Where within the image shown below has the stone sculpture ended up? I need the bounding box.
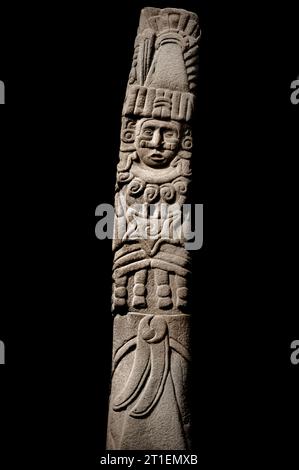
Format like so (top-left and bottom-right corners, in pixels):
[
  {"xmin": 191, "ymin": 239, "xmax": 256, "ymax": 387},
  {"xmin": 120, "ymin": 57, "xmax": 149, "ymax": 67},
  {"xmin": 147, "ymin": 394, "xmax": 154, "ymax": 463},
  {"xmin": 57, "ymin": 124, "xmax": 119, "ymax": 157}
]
[{"xmin": 106, "ymin": 7, "xmax": 200, "ymax": 450}]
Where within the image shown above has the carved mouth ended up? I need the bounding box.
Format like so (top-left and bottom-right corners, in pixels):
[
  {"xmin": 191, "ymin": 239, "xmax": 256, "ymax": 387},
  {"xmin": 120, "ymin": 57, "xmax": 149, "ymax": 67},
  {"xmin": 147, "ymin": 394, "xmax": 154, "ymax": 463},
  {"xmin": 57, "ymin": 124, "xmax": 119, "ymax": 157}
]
[{"xmin": 150, "ymin": 153, "xmax": 166, "ymax": 161}]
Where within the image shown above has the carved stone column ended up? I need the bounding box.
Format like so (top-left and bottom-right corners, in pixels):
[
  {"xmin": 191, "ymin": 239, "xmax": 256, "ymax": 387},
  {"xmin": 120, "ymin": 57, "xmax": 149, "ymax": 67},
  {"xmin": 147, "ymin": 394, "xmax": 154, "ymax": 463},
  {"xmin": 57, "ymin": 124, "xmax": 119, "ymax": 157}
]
[{"xmin": 106, "ymin": 7, "xmax": 200, "ymax": 450}]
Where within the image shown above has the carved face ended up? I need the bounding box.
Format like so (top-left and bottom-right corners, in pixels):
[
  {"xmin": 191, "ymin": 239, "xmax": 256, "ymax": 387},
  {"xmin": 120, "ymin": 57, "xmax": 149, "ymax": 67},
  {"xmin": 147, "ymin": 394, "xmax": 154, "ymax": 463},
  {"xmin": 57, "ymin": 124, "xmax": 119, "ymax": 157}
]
[{"xmin": 135, "ymin": 119, "xmax": 180, "ymax": 168}]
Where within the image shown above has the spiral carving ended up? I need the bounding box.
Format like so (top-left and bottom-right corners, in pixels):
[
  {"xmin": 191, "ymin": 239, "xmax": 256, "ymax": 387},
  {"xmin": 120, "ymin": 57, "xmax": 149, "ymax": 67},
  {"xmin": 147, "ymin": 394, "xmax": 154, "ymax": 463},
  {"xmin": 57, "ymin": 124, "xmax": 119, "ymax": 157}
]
[
  {"xmin": 144, "ymin": 184, "xmax": 160, "ymax": 203},
  {"xmin": 128, "ymin": 177, "xmax": 146, "ymax": 196},
  {"xmin": 118, "ymin": 171, "xmax": 133, "ymax": 184},
  {"xmin": 160, "ymin": 183, "xmax": 176, "ymax": 202},
  {"xmin": 173, "ymin": 177, "xmax": 188, "ymax": 195}
]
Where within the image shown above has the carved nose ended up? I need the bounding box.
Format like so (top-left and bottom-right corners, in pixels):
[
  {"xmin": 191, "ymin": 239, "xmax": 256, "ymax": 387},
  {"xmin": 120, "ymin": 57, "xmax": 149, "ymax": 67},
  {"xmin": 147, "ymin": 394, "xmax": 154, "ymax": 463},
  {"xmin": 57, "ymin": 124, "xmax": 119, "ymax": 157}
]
[{"xmin": 152, "ymin": 129, "xmax": 163, "ymax": 147}]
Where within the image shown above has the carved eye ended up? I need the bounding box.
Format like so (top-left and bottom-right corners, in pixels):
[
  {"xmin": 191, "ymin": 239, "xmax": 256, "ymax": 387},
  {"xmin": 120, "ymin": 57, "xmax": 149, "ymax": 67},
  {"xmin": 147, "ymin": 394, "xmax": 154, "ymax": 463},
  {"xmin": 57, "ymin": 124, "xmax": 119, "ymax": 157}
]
[
  {"xmin": 164, "ymin": 131, "xmax": 176, "ymax": 138},
  {"xmin": 143, "ymin": 129, "xmax": 154, "ymax": 137}
]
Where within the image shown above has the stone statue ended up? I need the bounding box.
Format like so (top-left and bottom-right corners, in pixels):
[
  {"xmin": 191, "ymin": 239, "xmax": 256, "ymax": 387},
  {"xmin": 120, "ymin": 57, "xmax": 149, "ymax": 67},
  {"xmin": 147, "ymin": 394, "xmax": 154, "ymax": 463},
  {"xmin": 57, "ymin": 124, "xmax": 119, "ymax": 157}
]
[{"xmin": 106, "ymin": 7, "xmax": 200, "ymax": 450}]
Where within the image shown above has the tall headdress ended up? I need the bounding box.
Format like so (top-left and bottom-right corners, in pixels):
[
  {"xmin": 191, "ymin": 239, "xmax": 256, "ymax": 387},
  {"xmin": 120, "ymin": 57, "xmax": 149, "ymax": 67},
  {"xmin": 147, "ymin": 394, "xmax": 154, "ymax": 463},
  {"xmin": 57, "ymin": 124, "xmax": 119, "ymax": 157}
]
[{"xmin": 123, "ymin": 7, "xmax": 200, "ymax": 122}]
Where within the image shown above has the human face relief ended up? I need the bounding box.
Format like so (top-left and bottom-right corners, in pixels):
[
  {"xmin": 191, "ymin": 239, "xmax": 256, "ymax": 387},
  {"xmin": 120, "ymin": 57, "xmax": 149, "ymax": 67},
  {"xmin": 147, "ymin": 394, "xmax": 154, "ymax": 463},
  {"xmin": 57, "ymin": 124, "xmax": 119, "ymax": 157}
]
[{"xmin": 135, "ymin": 119, "xmax": 180, "ymax": 168}]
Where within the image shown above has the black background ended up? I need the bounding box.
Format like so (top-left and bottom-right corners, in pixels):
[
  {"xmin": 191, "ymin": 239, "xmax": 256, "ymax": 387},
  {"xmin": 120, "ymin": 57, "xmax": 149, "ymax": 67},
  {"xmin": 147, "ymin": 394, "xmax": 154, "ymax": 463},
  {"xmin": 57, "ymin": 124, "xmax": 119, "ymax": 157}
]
[{"xmin": 0, "ymin": 0, "xmax": 298, "ymax": 467}]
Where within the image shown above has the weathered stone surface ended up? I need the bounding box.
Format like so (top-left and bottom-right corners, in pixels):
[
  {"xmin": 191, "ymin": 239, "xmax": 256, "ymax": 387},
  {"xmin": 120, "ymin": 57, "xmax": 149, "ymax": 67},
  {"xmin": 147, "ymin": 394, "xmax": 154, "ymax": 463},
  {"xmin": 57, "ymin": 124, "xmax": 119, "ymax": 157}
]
[
  {"xmin": 106, "ymin": 7, "xmax": 200, "ymax": 450},
  {"xmin": 107, "ymin": 313, "xmax": 191, "ymax": 450}
]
